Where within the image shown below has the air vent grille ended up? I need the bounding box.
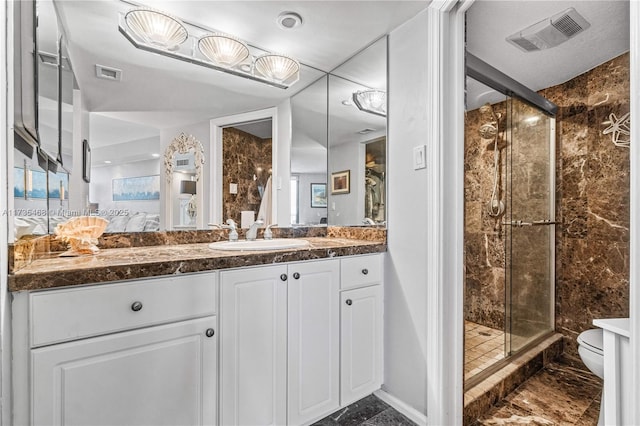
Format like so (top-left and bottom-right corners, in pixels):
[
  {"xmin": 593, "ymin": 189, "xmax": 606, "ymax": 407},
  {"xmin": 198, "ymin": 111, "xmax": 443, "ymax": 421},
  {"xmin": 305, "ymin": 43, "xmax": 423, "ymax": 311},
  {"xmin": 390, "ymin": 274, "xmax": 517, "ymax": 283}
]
[
  {"xmin": 95, "ymin": 64, "xmax": 123, "ymax": 81},
  {"xmin": 176, "ymin": 159, "xmax": 190, "ymax": 167},
  {"xmin": 552, "ymin": 14, "xmax": 585, "ymax": 37},
  {"xmin": 506, "ymin": 7, "xmax": 591, "ymax": 52},
  {"xmin": 510, "ymin": 37, "xmax": 541, "ymax": 52}
]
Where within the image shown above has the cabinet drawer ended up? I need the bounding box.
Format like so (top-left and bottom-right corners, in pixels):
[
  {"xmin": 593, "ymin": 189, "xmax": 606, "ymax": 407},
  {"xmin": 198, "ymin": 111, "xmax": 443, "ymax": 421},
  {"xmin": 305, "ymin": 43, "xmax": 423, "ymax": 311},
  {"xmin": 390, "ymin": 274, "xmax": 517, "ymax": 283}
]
[
  {"xmin": 340, "ymin": 254, "xmax": 382, "ymax": 290},
  {"xmin": 30, "ymin": 273, "xmax": 217, "ymax": 347}
]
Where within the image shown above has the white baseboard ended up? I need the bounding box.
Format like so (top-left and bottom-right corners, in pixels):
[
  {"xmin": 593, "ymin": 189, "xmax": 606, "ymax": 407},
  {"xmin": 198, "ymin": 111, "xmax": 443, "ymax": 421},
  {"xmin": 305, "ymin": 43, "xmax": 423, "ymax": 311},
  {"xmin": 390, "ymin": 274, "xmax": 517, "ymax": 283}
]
[{"xmin": 374, "ymin": 389, "xmax": 427, "ymax": 426}]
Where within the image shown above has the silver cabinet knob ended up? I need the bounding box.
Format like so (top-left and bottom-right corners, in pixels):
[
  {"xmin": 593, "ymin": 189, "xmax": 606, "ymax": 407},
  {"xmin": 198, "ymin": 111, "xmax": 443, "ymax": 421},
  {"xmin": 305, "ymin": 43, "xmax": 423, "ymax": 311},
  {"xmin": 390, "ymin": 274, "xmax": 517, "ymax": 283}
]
[
  {"xmin": 280, "ymin": 274, "xmax": 288, "ymax": 281},
  {"xmin": 205, "ymin": 328, "xmax": 215, "ymax": 338},
  {"xmin": 346, "ymin": 299, "xmax": 353, "ymax": 306},
  {"xmin": 131, "ymin": 301, "xmax": 143, "ymax": 312},
  {"xmin": 293, "ymin": 272, "xmax": 300, "ymax": 279},
  {"xmin": 362, "ymin": 268, "xmax": 369, "ymax": 275}
]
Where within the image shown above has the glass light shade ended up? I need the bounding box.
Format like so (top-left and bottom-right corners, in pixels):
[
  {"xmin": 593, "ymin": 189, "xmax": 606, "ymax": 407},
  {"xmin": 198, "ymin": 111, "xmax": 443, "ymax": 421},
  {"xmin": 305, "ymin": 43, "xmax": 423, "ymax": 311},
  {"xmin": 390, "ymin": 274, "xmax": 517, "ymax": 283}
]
[
  {"xmin": 254, "ymin": 54, "xmax": 300, "ymax": 83},
  {"xmin": 125, "ymin": 8, "xmax": 188, "ymax": 50},
  {"xmin": 353, "ymin": 90, "xmax": 387, "ymax": 117},
  {"xmin": 198, "ymin": 33, "xmax": 250, "ymax": 67}
]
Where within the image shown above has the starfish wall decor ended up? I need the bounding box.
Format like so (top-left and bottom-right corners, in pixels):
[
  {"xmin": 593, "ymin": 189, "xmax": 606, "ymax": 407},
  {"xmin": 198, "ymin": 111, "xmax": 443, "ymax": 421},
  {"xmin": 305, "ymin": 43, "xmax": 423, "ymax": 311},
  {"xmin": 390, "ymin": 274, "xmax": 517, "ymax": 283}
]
[{"xmin": 602, "ymin": 112, "xmax": 630, "ymax": 148}]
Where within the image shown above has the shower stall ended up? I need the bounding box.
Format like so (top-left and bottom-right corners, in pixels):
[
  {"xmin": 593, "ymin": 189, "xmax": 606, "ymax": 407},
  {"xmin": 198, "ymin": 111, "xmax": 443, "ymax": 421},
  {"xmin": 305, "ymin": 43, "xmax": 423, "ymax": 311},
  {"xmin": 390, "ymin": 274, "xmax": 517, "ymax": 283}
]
[{"xmin": 464, "ymin": 54, "xmax": 557, "ymax": 385}]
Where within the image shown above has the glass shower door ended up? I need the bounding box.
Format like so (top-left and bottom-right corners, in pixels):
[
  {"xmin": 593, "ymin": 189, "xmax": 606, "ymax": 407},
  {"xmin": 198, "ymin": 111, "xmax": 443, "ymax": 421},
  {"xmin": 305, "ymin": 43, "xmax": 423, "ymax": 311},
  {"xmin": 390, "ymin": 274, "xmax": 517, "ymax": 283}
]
[{"xmin": 505, "ymin": 97, "xmax": 555, "ymax": 355}]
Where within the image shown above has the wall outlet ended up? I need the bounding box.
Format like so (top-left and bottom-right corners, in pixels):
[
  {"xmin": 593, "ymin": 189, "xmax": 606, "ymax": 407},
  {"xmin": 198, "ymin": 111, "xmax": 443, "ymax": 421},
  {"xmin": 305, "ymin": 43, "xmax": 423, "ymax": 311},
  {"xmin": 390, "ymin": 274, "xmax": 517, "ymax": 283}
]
[
  {"xmin": 413, "ymin": 145, "xmax": 426, "ymax": 170},
  {"xmin": 229, "ymin": 183, "xmax": 238, "ymax": 194}
]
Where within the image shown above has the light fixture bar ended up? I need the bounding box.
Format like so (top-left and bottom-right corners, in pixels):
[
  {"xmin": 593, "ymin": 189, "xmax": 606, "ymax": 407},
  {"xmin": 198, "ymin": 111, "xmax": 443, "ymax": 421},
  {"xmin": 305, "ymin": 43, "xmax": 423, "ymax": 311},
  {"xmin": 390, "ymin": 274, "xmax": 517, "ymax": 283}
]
[{"xmin": 118, "ymin": 12, "xmax": 298, "ymax": 89}]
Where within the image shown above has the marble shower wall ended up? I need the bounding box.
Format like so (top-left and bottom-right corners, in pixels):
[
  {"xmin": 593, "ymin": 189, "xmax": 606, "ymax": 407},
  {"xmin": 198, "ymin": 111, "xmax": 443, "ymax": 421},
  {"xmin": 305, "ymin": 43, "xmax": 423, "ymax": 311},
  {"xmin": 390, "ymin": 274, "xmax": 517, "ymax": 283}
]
[
  {"xmin": 464, "ymin": 102, "xmax": 508, "ymax": 330},
  {"xmin": 542, "ymin": 53, "xmax": 630, "ymax": 362},
  {"xmin": 222, "ymin": 127, "xmax": 272, "ymax": 225}
]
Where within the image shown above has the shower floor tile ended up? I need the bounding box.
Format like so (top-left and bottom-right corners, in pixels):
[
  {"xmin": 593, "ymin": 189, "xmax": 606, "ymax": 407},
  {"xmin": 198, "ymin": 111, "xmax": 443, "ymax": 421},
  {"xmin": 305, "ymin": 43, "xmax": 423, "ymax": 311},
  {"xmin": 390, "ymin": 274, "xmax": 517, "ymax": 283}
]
[{"xmin": 465, "ymin": 321, "xmax": 506, "ymax": 381}]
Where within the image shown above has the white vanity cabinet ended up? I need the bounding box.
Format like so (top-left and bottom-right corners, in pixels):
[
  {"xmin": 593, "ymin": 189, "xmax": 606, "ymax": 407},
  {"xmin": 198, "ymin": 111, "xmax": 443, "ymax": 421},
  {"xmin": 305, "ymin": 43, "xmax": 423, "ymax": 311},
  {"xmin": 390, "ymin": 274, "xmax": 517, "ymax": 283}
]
[
  {"xmin": 220, "ymin": 255, "xmax": 382, "ymax": 426},
  {"xmin": 339, "ymin": 254, "xmax": 383, "ymax": 406},
  {"xmin": 287, "ymin": 259, "xmax": 340, "ymax": 426},
  {"xmin": 12, "ymin": 273, "xmax": 218, "ymax": 426},
  {"xmin": 219, "ymin": 265, "xmax": 288, "ymax": 426}
]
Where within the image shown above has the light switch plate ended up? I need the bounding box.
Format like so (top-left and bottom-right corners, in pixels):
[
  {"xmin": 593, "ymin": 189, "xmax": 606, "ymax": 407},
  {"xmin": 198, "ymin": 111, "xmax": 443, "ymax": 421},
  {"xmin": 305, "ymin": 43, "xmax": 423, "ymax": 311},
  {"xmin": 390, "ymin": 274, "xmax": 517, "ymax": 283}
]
[
  {"xmin": 413, "ymin": 145, "xmax": 426, "ymax": 170},
  {"xmin": 229, "ymin": 183, "xmax": 238, "ymax": 194}
]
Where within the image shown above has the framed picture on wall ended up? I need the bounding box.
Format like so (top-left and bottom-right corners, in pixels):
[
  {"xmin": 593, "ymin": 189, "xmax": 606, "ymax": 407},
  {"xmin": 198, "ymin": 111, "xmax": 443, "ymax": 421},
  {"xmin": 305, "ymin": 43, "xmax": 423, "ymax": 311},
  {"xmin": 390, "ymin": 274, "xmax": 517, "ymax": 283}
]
[
  {"xmin": 331, "ymin": 170, "xmax": 350, "ymax": 195},
  {"xmin": 310, "ymin": 183, "xmax": 327, "ymax": 208},
  {"xmin": 82, "ymin": 139, "xmax": 91, "ymax": 183}
]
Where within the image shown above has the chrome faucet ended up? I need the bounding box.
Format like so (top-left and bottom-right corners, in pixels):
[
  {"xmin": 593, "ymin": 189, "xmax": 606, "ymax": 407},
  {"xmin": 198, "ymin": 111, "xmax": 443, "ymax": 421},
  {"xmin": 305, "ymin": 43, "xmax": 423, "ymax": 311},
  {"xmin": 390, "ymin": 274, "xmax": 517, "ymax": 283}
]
[
  {"xmin": 221, "ymin": 219, "xmax": 238, "ymax": 241},
  {"xmin": 363, "ymin": 218, "xmax": 376, "ymax": 225},
  {"xmin": 264, "ymin": 224, "xmax": 278, "ymax": 240},
  {"xmin": 246, "ymin": 219, "xmax": 264, "ymax": 241}
]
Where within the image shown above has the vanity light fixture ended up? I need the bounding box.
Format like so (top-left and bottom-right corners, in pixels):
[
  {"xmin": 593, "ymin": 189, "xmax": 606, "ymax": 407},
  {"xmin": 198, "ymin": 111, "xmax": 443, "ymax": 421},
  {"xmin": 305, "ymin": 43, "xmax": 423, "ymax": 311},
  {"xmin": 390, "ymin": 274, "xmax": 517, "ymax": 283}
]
[
  {"xmin": 254, "ymin": 54, "xmax": 300, "ymax": 83},
  {"xmin": 198, "ymin": 33, "xmax": 250, "ymax": 67},
  {"xmin": 119, "ymin": 6, "xmax": 300, "ymax": 88},
  {"xmin": 353, "ymin": 90, "xmax": 387, "ymax": 117},
  {"xmin": 124, "ymin": 7, "xmax": 188, "ymax": 50}
]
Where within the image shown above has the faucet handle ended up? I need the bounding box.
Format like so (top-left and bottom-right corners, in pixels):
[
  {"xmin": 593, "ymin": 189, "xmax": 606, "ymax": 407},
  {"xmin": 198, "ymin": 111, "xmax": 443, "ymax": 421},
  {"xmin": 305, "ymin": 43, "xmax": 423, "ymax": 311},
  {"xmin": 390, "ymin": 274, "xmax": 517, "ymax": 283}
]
[{"xmin": 264, "ymin": 223, "xmax": 278, "ymax": 240}]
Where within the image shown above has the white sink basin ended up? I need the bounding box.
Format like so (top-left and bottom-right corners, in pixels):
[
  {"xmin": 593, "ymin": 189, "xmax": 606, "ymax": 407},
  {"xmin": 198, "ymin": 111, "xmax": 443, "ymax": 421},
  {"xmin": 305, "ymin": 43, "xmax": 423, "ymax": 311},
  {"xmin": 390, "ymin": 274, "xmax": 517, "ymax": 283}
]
[{"xmin": 208, "ymin": 238, "xmax": 310, "ymax": 251}]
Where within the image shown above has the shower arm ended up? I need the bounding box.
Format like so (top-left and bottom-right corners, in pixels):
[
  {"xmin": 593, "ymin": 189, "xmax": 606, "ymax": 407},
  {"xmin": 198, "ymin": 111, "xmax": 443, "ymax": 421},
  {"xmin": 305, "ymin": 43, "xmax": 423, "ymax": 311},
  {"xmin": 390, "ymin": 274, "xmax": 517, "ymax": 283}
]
[{"xmin": 501, "ymin": 219, "xmax": 558, "ymax": 227}]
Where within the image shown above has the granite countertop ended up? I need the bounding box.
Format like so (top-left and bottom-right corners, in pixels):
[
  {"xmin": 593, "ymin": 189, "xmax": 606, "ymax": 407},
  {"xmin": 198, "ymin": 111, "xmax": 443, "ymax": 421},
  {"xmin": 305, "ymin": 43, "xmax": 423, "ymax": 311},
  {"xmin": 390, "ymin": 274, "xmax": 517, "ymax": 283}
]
[{"xmin": 9, "ymin": 237, "xmax": 386, "ymax": 292}]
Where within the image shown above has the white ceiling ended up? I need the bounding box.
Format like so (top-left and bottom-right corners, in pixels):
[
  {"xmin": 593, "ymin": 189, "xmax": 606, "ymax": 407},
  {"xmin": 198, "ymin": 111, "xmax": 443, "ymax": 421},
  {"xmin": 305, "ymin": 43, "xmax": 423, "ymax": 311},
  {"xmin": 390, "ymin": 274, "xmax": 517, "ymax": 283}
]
[{"xmin": 466, "ymin": 0, "xmax": 630, "ymax": 110}]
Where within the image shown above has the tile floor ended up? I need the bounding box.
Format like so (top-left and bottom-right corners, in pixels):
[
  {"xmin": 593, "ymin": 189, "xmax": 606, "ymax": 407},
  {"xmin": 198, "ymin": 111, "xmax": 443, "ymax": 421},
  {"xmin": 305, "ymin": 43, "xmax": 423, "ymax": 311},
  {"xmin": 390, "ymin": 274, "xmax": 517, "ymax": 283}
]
[
  {"xmin": 465, "ymin": 321, "xmax": 506, "ymax": 381},
  {"xmin": 312, "ymin": 394, "xmax": 416, "ymax": 426},
  {"xmin": 473, "ymin": 360, "xmax": 602, "ymax": 425}
]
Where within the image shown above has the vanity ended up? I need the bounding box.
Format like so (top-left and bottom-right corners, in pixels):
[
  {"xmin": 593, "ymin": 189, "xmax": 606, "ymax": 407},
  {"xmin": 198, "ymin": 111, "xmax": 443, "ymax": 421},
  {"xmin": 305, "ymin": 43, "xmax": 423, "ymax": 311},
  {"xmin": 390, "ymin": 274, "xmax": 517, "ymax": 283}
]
[{"xmin": 10, "ymin": 234, "xmax": 385, "ymax": 426}]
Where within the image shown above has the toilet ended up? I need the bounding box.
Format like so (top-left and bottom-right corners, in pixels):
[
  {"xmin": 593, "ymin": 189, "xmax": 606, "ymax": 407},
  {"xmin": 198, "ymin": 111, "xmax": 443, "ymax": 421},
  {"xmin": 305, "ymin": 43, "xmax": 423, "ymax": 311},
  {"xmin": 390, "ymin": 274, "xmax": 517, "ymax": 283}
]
[{"xmin": 577, "ymin": 328, "xmax": 604, "ymax": 424}]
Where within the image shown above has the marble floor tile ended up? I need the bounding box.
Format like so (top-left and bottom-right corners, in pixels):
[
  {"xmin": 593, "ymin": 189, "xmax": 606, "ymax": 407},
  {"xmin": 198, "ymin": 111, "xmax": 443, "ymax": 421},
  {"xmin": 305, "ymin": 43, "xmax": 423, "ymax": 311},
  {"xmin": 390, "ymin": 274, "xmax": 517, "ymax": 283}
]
[
  {"xmin": 312, "ymin": 394, "xmax": 395, "ymax": 426},
  {"xmin": 476, "ymin": 361, "xmax": 603, "ymax": 426},
  {"xmin": 361, "ymin": 408, "xmax": 416, "ymax": 426}
]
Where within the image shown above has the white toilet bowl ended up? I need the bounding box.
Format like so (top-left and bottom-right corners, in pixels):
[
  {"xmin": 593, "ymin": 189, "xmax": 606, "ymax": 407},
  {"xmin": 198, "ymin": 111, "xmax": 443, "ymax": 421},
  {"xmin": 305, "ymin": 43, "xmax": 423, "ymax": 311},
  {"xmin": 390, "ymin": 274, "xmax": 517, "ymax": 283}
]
[{"xmin": 577, "ymin": 328, "xmax": 604, "ymax": 425}]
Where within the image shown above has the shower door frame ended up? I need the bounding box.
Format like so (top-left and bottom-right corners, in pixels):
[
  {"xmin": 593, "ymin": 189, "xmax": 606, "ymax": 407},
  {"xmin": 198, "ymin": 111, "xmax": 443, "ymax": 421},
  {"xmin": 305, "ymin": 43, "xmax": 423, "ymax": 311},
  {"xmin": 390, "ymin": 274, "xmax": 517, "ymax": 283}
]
[{"xmin": 463, "ymin": 55, "xmax": 558, "ymax": 388}]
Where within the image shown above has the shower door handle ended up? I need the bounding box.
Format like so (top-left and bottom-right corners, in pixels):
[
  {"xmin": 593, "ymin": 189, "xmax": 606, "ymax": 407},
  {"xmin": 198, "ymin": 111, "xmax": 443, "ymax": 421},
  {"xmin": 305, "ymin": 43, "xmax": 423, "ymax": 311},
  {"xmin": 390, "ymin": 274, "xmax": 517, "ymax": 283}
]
[{"xmin": 501, "ymin": 220, "xmax": 557, "ymax": 227}]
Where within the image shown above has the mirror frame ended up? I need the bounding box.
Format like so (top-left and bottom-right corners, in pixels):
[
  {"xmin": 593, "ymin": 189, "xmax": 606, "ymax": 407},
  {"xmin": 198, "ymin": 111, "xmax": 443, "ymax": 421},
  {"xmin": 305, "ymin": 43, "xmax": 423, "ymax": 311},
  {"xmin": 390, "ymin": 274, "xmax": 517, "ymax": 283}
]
[{"xmin": 163, "ymin": 133, "xmax": 206, "ymax": 230}]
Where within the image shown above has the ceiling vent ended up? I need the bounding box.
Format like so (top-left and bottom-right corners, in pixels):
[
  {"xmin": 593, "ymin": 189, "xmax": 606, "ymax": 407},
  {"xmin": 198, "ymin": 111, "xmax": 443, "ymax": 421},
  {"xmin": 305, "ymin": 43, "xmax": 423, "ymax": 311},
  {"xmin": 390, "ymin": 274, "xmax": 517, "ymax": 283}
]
[
  {"xmin": 95, "ymin": 64, "xmax": 123, "ymax": 81},
  {"xmin": 506, "ymin": 8, "xmax": 591, "ymax": 52},
  {"xmin": 358, "ymin": 128, "xmax": 376, "ymax": 135}
]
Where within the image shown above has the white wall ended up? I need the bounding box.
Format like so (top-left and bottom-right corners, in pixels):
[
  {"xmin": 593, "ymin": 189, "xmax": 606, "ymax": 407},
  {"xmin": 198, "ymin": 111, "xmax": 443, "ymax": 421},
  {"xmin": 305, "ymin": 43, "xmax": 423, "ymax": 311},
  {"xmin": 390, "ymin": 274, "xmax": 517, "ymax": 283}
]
[
  {"xmin": 296, "ymin": 173, "xmax": 327, "ymax": 225},
  {"xmin": 69, "ymin": 88, "xmax": 89, "ymax": 212},
  {"xmin": 328, "ymin": 141, "xmax": 365, "ymax": 225},
  {"xmin": 90, "ymin": 159, "xmax": 161, "ymax": 215},
  {"xmin": 383, "ymin": 9, "xmax": 430, "ymax": 415}
]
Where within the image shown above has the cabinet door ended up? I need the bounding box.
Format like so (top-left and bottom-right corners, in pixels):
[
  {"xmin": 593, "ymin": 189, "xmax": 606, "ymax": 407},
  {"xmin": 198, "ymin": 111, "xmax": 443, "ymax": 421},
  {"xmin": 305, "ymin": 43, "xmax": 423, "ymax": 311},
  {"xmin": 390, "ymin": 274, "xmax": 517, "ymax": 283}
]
[
  {"xmin": 288, "ymin": 260, "xmax": 340, "ymax": 425},
  {"xmin": 31, "ymin": 316, "xmax": 217, "ymax": 426},
  {"xmin": 220, "ymin": 266, "xmax": 287, "ymax": 426},
  {"xmin": 340, "ymin": 285, "xmax": 383, "ymax": 406}
]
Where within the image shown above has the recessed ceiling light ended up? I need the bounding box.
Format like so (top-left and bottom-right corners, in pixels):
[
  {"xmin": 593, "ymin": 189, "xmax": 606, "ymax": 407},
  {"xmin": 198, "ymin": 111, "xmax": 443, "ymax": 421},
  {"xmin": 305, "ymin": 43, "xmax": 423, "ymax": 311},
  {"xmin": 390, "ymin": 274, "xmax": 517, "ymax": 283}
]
[
  {"xmin": 152, "ymin": 153, "xmax": 160, "ymax": 158},
  {"xmin": 342, "ymin": 99, "xmax": 354, "ymax": 106},
  {"xmin": 358, "ymin": 128, "xmax": 376, "ymax": 135},
  {"xmin": 104, "ymin": 160, "xmax": 112, "ymax": 164},
  {"xmin": 277, "ymin": 12, "xmax": 303, "ymax": 30}
]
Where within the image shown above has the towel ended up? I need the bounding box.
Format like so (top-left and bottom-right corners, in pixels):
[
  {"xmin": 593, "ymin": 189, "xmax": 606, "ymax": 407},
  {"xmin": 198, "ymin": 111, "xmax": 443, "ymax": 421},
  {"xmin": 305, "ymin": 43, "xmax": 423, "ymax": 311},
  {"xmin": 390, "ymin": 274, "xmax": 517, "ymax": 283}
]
[{"xmin": 257, "ymin": 175, "xmax": 273, "ymax": 225}]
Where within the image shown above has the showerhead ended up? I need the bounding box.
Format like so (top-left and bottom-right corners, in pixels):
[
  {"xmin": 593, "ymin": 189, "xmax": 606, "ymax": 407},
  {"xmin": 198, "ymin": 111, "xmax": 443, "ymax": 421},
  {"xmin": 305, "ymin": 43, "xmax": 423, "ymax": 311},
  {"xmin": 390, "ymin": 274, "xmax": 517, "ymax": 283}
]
[
  {"xmin": 479, "ymin": 103, "xmax": 494, "ymax": 116},
  {"xmin": 479, "ymin": 123, "xmax": 498, "ymax": 139}
]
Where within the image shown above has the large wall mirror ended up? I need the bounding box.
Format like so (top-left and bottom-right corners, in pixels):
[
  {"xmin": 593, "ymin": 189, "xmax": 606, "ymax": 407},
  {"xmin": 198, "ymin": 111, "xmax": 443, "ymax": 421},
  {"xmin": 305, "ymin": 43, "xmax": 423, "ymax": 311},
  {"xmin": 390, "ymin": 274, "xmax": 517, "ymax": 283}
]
[
  {"xmin": 328, "ymin": 37, "xmax": 387, "ymax": 226},
  {"xmin": 11, "ymin": 2, "xmax": 393, "ymax": 239}
]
